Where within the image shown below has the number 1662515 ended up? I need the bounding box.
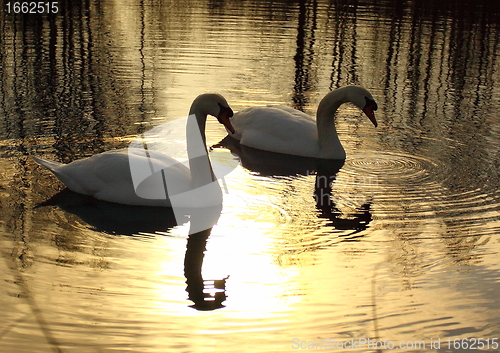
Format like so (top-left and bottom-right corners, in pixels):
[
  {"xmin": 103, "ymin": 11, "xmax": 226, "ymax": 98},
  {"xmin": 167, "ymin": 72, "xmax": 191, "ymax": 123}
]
[{"xmin": 6, "ymin": 2, "xmax": 59, "ymax": 14}]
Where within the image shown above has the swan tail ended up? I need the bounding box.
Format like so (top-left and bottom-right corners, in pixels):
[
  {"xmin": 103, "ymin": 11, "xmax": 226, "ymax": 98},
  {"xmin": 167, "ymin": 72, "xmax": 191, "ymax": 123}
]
[
  {"xmin": 33, "ymin": 156, "xmax": 90, "ymax": 195},
  {"xmin": 33, "ymin": 156, "xmax": 65, "ymax": 174}
]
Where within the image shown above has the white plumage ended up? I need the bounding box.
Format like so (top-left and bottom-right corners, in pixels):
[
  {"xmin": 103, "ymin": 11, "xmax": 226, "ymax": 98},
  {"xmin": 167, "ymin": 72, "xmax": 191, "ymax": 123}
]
[
  {"xmin": 34, "ymin": 93, "xmax": 234, "ymax": 207},
  {"xmin": 228, "ymin": 86, "xmax": 378, "ymax": 159}
]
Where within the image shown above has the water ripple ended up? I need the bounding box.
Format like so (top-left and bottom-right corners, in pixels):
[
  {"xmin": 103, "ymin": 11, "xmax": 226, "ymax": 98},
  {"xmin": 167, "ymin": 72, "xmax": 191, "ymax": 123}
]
[{"xmin": 340, "ymin": 151, "xmax": 500, "ymax": 238}]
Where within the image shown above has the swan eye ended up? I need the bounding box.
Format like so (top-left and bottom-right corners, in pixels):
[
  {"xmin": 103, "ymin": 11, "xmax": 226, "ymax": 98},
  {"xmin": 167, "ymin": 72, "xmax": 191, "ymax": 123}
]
[
  {"xmin": 217, "ymin": 103, "xmax": 234, "ymax": 118},
  {"xmin": 364, "ymin": 97, "xmax": 378, "ymax": 111},
  {"xmin": 216, "ymin": 103, "xmax": 235, "ymax": 134}
]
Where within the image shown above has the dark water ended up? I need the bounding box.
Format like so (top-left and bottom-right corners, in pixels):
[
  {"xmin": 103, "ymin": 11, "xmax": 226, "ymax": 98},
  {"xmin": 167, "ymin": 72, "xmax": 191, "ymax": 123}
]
[{"xmin": 1, "ymin": 0, "xmax": 500, "ymax": 352}]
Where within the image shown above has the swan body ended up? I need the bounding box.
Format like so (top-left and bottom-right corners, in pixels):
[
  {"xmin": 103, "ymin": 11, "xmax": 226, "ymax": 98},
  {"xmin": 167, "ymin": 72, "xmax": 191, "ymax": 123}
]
[
  {"xmin": 229, "ymin": 86, "xmax": 378, "ymax": 159},
  {"xmin": 33, "ymin": 149, "xmax": 190, "ymax": 207},
  {"xmin": 34, "ymin": 94, "xmax": 234, "ymax": 207}
]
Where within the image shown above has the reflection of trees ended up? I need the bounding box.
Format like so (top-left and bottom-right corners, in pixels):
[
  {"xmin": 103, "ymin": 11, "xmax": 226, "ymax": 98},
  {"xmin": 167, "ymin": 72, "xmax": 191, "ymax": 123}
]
[
  {"xmin": 378, "ymin": 1, "xmax": 499, "ymax": 162},
  {"xmin": 0, "ymin": 2, "xmax": 162, "ymax": 165},
  {"xmin": 328, "ymin": 0, "xmax": 360, "ymax": 89},
  {"xmin": 292, "ymin": 0, "xmax": 318, "ymax": 111}
]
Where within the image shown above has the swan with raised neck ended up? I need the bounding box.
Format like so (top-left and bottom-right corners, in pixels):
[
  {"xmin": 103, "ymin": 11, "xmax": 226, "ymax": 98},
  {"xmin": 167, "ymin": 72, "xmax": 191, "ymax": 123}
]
[
  {"xmin": 227, "ymin": 85, "xmax": 378, "ymax": 160},
  {"xmin": 316, "ymin": 86, "xmax": 378, "ymax": 159}
]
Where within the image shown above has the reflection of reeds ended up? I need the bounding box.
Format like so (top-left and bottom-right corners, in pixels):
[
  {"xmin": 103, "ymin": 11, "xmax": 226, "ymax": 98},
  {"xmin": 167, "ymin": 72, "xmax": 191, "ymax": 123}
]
[
  {"xmin": 0, "ymin": 313, "xmax": 31, "ymax": 341},
  {"xmin": 0, "ymin": 252, "xmax": 63, "ymax": 352},
  {"xmin": 371, "ymin": 263, "xmax": 383, "ymax": 353}
]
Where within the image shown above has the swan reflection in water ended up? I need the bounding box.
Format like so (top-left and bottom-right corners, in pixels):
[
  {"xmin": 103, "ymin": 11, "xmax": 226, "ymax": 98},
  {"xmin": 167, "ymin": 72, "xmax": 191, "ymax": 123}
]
[
  {"xmin": 216, "ymin": 136, "xmax": 373, "ymax": 235},
  {"xmin": 37, "ymin": 190, "xmax": 227, "ymax": 310},
  {"xmin": 313, "ymin": 163, "xmax": 372, "ymax": 236},
  {"xmin": 184, "ymin": 228, "xmax": 228, "ymax": 310}
]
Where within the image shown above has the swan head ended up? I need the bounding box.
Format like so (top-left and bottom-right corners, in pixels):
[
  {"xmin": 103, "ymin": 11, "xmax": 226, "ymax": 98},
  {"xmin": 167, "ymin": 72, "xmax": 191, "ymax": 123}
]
[
  {"xmin": 345, "ymin": 86, "xmax": 378, "ymax": 127},
  {"xmin": 191, "ymin": 93, "xmax": 235, "ymax": 134},
  {"xmin": 346, "ymin": 86, "xmax": 378, "ymax": 127}
]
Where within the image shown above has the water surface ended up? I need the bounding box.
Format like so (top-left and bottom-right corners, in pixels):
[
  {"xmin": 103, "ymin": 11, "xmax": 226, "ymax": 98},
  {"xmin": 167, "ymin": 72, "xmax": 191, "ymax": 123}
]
[{"xmin": 1, "ymin": 0, "xmax": 500, "ymax": 352}]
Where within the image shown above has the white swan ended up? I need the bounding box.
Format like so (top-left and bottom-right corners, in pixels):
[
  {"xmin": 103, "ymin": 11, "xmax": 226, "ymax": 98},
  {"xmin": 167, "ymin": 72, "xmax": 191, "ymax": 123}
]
[
  {"xmin": 228, "ymin": 85, "xmax": 378, "ymax": 159},
  {"xmin": 33, "ymin": 93, "xmax": 234, "ymax": 207}
]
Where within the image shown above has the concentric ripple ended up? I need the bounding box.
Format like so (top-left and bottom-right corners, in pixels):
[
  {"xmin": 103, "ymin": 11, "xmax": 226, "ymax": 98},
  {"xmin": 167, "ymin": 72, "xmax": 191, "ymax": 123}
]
[
  {"xmin": 338, "ymin": 151, "xmax": 500, "ymax": 238},
  {"xmin": 346, "ymin": 151, "xmax": 438, "ymax": 182}
]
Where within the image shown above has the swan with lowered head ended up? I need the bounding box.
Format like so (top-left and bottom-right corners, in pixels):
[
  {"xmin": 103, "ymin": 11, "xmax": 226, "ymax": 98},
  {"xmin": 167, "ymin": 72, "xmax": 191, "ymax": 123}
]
[
  {"xmin": 228, "ymin": 85, "xmax": 377, "ymax": 159},
  {"xmin": 33, "ymin": 93, "xmax": 234, "ymax": 207}
]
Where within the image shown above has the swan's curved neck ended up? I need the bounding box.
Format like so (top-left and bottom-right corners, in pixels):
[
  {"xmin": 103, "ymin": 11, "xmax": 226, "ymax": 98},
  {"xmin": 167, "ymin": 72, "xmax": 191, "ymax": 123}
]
[
  {"xmin": 316, "ymin": 90, "xmax": 347, "ymax": 159},
  {"xmin": 189, "ymin": 106, "xmax": 208, "ymax": 145},
  {"xmin": 186, "ymin": 107, "xmax": 216, "ymax": 188}
]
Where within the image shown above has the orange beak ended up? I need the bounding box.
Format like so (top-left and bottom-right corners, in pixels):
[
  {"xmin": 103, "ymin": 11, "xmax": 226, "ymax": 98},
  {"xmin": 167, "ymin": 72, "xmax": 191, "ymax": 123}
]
[
  {"xmin": 217, "ymin": 104, "xmax": 235, "ymax": 134},
  {"xmin": 363, "ymin": 98, "xmax": 378, "ymax": 127}
]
